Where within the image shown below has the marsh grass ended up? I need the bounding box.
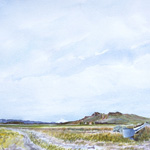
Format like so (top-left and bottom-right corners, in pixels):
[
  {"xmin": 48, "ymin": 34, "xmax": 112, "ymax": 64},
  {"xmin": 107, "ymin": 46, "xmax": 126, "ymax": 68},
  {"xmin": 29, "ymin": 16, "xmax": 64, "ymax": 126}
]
[
  {"xmin": 28, "ymin": 132, "xmax": 70, "ymax": 150},
  {"xmin": 0, "ymin": 128, "xmax": 24, "ymax": 149},
  {"xmin": 41, "ymin": 129, "xmax": 131, "ymax": 143}
]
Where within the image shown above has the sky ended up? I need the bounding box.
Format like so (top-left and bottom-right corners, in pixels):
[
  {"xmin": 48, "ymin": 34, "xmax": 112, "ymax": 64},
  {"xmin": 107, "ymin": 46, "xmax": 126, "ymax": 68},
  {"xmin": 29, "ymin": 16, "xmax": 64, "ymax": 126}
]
[{"xmin": 0, "ymin": 0, "xmax": 150, "ymax": 122}]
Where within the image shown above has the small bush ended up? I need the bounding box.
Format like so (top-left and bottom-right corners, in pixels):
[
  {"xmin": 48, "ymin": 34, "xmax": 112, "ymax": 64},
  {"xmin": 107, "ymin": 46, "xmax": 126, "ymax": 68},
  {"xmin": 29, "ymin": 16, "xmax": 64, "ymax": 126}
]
[{"xmin": 113, "ymin": 126, "xmax": 124, "ymax": 133}]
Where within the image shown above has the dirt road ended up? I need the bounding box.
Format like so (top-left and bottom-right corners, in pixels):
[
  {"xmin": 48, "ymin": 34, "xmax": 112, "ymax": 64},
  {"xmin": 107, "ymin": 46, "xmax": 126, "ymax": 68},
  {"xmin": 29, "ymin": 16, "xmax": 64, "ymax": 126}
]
[{"xmin": 8, "ymin": 128, "xmax": 44, "ymax": 150}]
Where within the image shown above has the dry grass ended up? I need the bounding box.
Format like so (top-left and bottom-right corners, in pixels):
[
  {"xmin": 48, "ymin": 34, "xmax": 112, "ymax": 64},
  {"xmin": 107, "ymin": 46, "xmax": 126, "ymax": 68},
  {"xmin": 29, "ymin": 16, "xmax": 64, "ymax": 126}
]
[
  {"xmin": 28, "ymin": 132, "xmax": 70, "ymax": 150},
  {"xmin": 0, "ymin": 128, "xmax": 24, "ymax": 149},
  {"xmin": 134, "ymin": 127, "xmax": 150, "ymax": 141},
  {"xmin": 40, "ymin": 128, "xmax": 131, "ymax": 143}
]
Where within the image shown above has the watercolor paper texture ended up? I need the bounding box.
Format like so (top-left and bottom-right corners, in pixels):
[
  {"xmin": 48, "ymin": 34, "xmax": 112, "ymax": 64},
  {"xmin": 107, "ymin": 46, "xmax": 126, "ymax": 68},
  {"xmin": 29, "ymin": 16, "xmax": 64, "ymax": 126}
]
[{"xmin": 0, "ymin": 0, "xmax": 150, "ymax": 149}]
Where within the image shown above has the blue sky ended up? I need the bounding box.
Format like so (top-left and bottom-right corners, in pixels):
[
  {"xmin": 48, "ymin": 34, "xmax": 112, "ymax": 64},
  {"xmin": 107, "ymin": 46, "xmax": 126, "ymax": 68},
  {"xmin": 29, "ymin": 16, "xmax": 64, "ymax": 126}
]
[{"xmin": 0, "ymin": 0, "xmax": 150, "ymax": 122}]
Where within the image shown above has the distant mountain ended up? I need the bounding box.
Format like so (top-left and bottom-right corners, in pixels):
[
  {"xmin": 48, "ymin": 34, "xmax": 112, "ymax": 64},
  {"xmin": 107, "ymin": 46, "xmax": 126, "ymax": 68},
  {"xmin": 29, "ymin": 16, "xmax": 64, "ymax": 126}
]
[
  {"xmin": 1, "ymin": 112, "xmax": 149, "ymax": 125},
  {"xmin": 68, "ymin": 112, "xmax": 150, "ymax": 125},
  {"xmin": 0, "ymin": 119, "xmax": 55, "ymax": 124}
]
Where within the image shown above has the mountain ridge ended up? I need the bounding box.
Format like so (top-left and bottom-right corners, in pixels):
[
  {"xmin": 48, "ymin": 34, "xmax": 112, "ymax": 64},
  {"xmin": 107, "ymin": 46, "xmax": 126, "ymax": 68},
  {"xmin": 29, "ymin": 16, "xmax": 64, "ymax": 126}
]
[
  {"xmin": 67, "ymin": 112, "xmax": 150, "ymax": 125},
  {"xmin": 0, "ymin": 119, "xmax": 55, "ymax": 124}
]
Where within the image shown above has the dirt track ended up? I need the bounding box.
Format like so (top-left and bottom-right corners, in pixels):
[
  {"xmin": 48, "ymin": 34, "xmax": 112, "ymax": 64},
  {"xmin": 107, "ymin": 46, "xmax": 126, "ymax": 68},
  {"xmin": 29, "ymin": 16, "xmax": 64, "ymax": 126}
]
[
  {"xmin": 8, "ymin": 128, "xmax": 150, "ymax": 150},
  {"xmin": 9, "ymin": 128, "xmax": 102, "ymax": 150}
]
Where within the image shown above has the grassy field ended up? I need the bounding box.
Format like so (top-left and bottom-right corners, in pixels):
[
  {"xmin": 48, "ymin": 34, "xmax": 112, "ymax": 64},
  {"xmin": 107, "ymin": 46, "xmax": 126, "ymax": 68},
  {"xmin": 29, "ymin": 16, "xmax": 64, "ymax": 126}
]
[
  {"xmin": 28, "ymin": 131, "xmax": 68, "ymax": 150},
  {"xmin": 0, "ymin": 124, "xmax": 150, "ymax": 149},
  {"xmin": 0, "ymin": 123, "xmax": 116, "ymax": 128},
  {"xmin": 0, "ymin": 128, "xmax": 25, "ymax": 149},
  {"xmin": 34, "ymin": 126, "xmax": 131, "ymax": 143}
]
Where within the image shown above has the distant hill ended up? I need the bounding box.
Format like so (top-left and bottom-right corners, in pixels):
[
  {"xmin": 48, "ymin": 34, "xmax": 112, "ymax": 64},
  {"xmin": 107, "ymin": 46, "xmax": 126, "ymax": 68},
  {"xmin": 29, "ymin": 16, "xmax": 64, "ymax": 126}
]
[
  {"xmin": 0, "ymin": 119, "xmax": 55, "ymax": 124},
  {"xmin": 68, "ymin": 112, "xmax": 150, "ymax": 125},
  {"xmin": 1, "ymin": 112, "xmax": 149, "ymax": 125}
]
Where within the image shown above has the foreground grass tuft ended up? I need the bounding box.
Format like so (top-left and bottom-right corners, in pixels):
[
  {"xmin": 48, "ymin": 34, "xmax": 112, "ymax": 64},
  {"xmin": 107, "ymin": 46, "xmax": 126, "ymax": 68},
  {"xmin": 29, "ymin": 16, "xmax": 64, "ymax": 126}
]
[
  {"xmin": 28, "ymin": 132, "xmax": 70, "ymax": 150},
  {"xmin": 0, "ymin": 128, "xmax": 24, "ymax": 149}
]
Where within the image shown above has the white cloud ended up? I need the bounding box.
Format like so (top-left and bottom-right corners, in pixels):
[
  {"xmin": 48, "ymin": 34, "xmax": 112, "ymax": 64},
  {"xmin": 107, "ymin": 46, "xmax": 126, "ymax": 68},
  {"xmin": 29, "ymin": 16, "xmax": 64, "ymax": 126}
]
[
  {"xmin": 57, "ymin": 118, "xmax": 68, "ymax": 123},
  {"xmin": 95, "ymin": 49, "xmax": 109, "ymax": 56},
  {"xmin": 131, "ymin": 40, "xmax": 150, "ymax": 49},
  {"xmin": 0, "ymin": 0, "xmax": 150, "ymax": 121},
  {"xmin": 78, "ymin": 56, "xmax": 85, "ymax": 60}
]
